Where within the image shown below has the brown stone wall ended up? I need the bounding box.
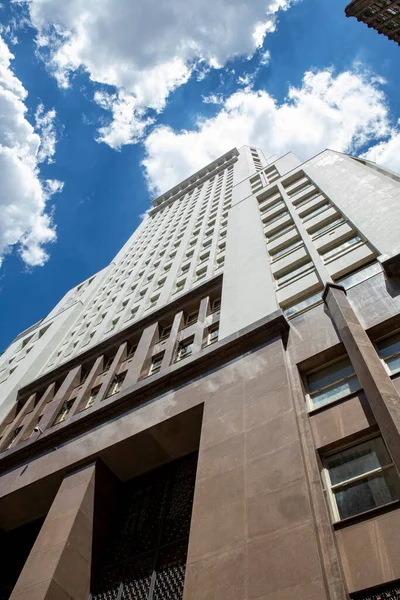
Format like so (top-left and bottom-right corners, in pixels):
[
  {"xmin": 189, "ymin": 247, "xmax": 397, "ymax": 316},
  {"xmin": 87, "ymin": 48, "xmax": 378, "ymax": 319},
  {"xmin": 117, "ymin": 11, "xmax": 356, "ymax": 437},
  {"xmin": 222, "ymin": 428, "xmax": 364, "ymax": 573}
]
[{"xmin": 1, "ymin": 270, "xmax": 400, "ymax": 599}]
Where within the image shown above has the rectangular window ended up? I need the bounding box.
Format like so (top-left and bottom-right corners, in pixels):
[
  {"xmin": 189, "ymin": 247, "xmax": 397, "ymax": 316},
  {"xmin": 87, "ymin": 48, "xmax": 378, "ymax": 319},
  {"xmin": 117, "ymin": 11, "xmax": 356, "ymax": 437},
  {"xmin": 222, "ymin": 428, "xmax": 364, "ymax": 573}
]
[
  {"xmin": 211, "ymin": 298, "xmax": 221, "ymax": 313},
  {"xmin": 102, "ymin": 356, "xmax": 114, "ymax": 372},
  {"xmin": 270, "ymin": 240, "xmax": 303, "ymax": 261},
  {"xmin": 321, "ymin": 236, "xmax": 362, "ymax": 261},
  {"xmin": 302, "ymin": 203, "xmax": 329, "ymax": 221},
  {"xmin": 185, "ymin": 311, "xmax": 198, "ymax": 326},
  {"xmin": 305, "ymin": 357, "xmax": 361, "ymax": 410},
  {"xmin": 376, "ymin": 331, "xmax": 400, "ymax": 375},
  {"xmin": 106, "ymin": 373, "xmax": 126, "ymax": 397},
  {"xmin": 276, "ymin": 262, "xmax": 313, "ymax": 287},
  {"xmin": 54, "ymin": 399, "xmax": 74, "ymax": 425},
  {"xmin": 160, "ymin": 325, "xmax": 172, "ymax": 340},
  {"xmin": 207, "ymin": 326, "xmax": 219, "ymax": 345},
  {"xmin": 176, "ymin": 340, "xmax": 193, "ymax": 361},
  {"xmin": 311, "ymin": 217, "xmax": 345, "ymax": 239},
  {"xmin": 323, "ymin": 436, "xmax": 400, "ymax": 521},
  {"xmin": 127, "ymin": 344, "xmax": 137, "ymax": 358},
  {"xmin": 85, "ymin": 386, "xmax": 100, "ymax": 409},
  {"xmin": 149, "ymin": 353, "xmax": 164, "ymax": 376}
]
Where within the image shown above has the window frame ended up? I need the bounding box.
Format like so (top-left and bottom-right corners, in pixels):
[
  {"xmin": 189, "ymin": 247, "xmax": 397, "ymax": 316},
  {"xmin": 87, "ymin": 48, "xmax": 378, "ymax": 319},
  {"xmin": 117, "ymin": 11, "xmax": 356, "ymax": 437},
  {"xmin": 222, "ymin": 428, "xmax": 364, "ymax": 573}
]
[
  {"xmin": 176, "ymin": 338, "xmax": 194, "ymax": 362},
  {"xmin": 374, "ymin": 330, "xmax": 400, "ymax": 377},
  {"xmin": 304, "ymin": 355, "xmax": 361, "ymax": 412},
  {"xmin": 322, "ymin": 434, "xmax": 399, "ymax": 522}
]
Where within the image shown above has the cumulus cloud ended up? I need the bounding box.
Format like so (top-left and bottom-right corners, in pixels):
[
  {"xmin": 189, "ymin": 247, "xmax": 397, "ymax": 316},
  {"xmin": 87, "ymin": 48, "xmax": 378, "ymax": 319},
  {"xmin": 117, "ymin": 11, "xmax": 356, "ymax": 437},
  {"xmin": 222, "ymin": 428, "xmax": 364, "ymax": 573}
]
[
  {"xmin": 35, "ymin": 103, "xmax": 57, "ymax": 163},
  {"xmin": 142, "ymin": 67, "xmax": 397, "ymax": 195},
  {"xmin": 363, "ymin": 123, "xmax": 400, "ymax": 174},
  {"xmin": 0, "ymin": 34, "xmax": 62, "ymax": 268},
  {"xmin": 25, "ymin": 0, "xmax": 292, "ymax": 147}
]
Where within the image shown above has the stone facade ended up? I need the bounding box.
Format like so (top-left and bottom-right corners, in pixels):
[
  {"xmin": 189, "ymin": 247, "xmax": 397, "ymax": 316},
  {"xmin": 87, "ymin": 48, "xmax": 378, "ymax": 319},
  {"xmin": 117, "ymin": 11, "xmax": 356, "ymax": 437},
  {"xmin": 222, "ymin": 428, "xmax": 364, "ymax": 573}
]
[{"xmin": 1, "ymin": 147, "xmax": 400, "ymax": 599}]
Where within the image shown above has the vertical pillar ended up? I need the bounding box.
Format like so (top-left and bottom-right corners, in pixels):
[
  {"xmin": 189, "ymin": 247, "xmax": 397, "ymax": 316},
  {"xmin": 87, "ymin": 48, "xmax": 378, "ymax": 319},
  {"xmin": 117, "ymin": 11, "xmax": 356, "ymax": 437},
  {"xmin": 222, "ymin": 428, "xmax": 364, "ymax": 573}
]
[
  {"xmin": 323, "ymin": 283, "xmax": 400, "ymax": 470},
  {"xmin": 122, "ymin": 322, "xmax": 159, "ymax": 388},
  {"xmin": 161, "ymin": 311, "xmax": 184, "ymax": 370},
  {"xmin": 38, "ymin": 366, "xmax": 82, "ymax": 431},
  {"xmin": 193, "ymin": 296, "xmax": 210, "ymax": 353},
  {"xmin": 10, "ymin": 462, "xmax": 96, "ymax": 600}
]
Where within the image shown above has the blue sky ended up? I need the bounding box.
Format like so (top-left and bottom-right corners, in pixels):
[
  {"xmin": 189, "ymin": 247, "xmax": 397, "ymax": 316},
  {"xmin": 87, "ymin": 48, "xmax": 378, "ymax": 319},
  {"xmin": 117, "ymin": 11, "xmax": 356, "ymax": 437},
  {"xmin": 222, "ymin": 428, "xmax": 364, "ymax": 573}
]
[{"xmin": 0, "ymin": 0, "xmax": 399, "ymax": 351}]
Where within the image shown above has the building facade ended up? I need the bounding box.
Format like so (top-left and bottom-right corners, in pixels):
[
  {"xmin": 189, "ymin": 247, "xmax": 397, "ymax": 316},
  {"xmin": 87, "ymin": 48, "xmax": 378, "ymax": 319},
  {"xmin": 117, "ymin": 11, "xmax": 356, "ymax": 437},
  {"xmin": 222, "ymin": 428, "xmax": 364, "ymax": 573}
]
[
  {"xmin": 1, "ymin": 146, "xmax": 400, "ymax": 599},
  {"xmin": 345, "ymin": 0, "xmax": 400, "ymax": 45}
]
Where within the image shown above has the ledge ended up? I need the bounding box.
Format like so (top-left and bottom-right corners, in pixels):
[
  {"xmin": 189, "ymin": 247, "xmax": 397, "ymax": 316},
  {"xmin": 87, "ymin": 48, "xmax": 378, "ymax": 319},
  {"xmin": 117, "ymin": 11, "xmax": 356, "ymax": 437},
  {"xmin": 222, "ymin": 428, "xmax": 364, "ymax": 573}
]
[
  {"xmin": 0, "ymin": 309, "xmax": 289, "ymax": 473},
  {"xmin": 378, "ymin": 248, "xmax": 400, "ymax": 277}
]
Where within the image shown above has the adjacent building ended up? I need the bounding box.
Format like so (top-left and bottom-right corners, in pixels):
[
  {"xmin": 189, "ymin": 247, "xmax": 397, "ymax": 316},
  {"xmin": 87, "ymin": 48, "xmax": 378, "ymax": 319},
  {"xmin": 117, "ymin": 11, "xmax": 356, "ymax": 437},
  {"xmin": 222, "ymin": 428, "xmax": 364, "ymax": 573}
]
[
  {"xmin": 345, "ymin": 0, "xmax": 400, "ymax": 45},
  {"xmin": 1, "ymin": 145, "xmax": 400, "ymax": 600}
]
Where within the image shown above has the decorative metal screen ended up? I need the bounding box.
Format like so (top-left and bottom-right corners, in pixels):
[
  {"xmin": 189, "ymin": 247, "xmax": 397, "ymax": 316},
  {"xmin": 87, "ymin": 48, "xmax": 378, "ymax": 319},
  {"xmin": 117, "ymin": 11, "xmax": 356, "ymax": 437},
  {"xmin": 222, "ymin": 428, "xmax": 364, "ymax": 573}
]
[
  {"xmin": 351, "ymin": 581, "xmax": 400, "ymax": 600},
  {"xmin": 90, "ymin": 453, "xmax": 198, "ymax": 600}
]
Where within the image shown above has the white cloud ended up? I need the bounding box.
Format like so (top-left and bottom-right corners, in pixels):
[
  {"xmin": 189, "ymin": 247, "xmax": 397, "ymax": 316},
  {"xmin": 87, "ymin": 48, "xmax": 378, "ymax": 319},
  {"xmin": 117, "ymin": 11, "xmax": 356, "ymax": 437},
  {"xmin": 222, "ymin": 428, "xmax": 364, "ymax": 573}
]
[
  {"xmin": 142, "ymin": 67, "xmax": 395, "ymax": 195},
  {"xmin": 363, "ymin": 123, "xmax": 400, "ymax": 174},
  {"xmin": 35, "ymin": 103, "xmax": 57, "ymax": 163},
  {"xmin": 25, "ymin": 0, "xmax": 292, "ymax": 147},
  {"xmin": 0, "ymin": 34, "xmax": 62, "ymax": 268}
]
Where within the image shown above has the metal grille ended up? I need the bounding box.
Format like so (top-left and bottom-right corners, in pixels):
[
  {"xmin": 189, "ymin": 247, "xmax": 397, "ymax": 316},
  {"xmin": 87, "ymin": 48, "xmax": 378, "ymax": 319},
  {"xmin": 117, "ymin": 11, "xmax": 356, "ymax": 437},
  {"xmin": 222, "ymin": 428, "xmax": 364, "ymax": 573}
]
[
  {"xmin": 91, "ymin": 453, "xmax": 197, "ymax": 600},
  {"xmin": 351, "ymin": 581, "xmax": 400, "ymax": 600}
]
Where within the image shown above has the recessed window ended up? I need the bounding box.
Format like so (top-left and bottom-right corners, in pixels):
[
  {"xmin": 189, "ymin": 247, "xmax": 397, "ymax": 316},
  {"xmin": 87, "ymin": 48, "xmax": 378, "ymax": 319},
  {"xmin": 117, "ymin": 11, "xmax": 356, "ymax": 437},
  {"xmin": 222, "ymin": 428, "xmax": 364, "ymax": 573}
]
[
  {"xmin": 54, "ymin": 400, "xmax": 74, "ymax": 425},
  {"xmin": 174, "ymin": 280, "xmax": 185, "ymax": 294},
  {"xmin": 160, "ymin": 325, "xmax": 172, "ymax": 340},
  {"xmin": 376, "ymin": 331, "xmax": 400, "ymax": 375},
  {"xmin": 5, "ymin": 426, "xmax": 23, "ymax": 449},
  {"xmin": 103, "ymin": 356, "xmax": 114, "ymax": 372},
  {"xmin": 321, "ymin": 236, "xmax": 362, "ymax": 262},
  {"xmin": 106, "ymin": 373, "xmax": 126, "ymax": 397},
  {"xmin": 305, "ymin": 357, "xmax": 361, "ymax": 410},
  {"xmin": 176, "ymin": 339, "xmax": 193, "ymax": 361},
  {"xmin": 127, "ymin": 343, "xmax": 137, "ymax": 358},
  {"xmin": 207, "ymin": 325, "xmax": 219, "ymax": 345},
  {"xmin": 149, "ymin": 353, "xmax": 164, "ymax": 376},
  {"xmin": 211, "ymin": 298, "xmax": 221, "ymax": 313},
  {"xmin": 85, "ymin": 387, "xmax": 100, "ymax": 409},
  {"xmin": 185, "ymin": 311, "xmax": 198, "ymax": 326},
  {"xmin": 323, "ymin": 436, "xmax": 400, "ymax": 521}
]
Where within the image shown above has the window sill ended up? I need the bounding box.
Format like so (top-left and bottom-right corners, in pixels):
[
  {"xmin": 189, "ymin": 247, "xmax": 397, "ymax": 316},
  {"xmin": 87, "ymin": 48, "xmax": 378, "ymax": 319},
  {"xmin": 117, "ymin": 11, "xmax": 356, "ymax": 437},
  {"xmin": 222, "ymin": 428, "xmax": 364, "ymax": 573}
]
[{"xmin": 333, "ymin": 499, "xmax": 400, "ymax": 530}]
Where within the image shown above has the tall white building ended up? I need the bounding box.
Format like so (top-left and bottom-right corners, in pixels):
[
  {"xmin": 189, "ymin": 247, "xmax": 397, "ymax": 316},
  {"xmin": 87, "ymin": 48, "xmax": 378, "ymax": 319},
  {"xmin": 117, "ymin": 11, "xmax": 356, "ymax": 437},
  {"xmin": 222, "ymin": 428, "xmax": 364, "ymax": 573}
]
[
  {"xmin": 2, "ymin": 145, "xmax": 400, "ymax": 600},
  {"xmin": 0, "ymin": 145, "xmax": 399, "ymax": 422}
]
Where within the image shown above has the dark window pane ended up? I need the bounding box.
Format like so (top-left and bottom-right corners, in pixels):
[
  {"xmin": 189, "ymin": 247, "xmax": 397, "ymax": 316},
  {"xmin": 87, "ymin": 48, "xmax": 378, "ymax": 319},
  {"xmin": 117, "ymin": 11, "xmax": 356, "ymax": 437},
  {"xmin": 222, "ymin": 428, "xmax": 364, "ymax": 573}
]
[
  {"xmin": 326, "ymin": 438, "xmax": 391, "ymax": 486},
  {"xmin": 335, "ymin": 468, "xmax": 400, "ymax": 519}
]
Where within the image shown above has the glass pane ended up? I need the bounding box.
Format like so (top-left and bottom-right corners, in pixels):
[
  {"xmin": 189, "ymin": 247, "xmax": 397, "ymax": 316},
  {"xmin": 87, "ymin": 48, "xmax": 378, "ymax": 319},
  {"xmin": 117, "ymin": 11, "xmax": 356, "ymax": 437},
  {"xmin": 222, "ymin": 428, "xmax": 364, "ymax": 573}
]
[
  {"xmin": 386, "ymin": 355, "xmax": 400, "ymax": 375},
  {"xmin": 326, "ymin": 437, "xmax": 391, "ymax": 485},
  {"xmin": 307, "ymin": 358, "xmax": 355, "ymax": 393},
  {"xmin": 311, "ymin": 375, "xmax": 360, "ymax": 408},
  {"xmin": 334, "ymin": 467, "xmax": 400, "ymax": 520},
  {"xmin": 377, "ymin": 333, "xmax": 400, "ymax": 360}
]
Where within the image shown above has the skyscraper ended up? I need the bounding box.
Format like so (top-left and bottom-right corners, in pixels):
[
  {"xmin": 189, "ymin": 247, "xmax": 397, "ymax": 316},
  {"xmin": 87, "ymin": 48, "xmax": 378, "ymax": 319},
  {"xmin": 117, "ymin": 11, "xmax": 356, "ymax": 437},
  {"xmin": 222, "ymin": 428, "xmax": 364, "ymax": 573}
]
[
  {"xmin": 345, "ymin": 0, "xmax": 400, "ymax": 46},
  {"xmin": 1, "ymin": 145, "xmax": 400, "ymax": 600}
]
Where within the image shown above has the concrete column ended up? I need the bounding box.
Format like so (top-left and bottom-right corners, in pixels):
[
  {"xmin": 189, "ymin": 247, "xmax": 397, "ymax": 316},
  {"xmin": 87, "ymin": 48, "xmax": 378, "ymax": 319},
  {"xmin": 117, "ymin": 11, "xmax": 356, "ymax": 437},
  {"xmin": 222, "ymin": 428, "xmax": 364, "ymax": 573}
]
[
  {"xmin": 35, "ymin": 366, "xmax": 82, "ymax": 432},
  {"xmin": 96, "ymin": 342, "xmax": 127, "ymax": 402},
  {"xmin": 220, "ymin": 194, "xmax": 278, "ymax": 339},
  {"xmin": 193, "ymin": 296, "xmax": 210, "ymax": 353},
  {"xmin": 161, "ymin": 310, "xmax": 184, "ymax": 370},
  {"xmin": 10, "ymin": 462, "xmax": 96, "ymax": 600},
  {"xmin": 71, "ymin": 355, "xmax": 104, "ymax": 415},
  {"xmin": 122, "ymin": 322, "xmax": 159, "ymax": 388},
  {"xmin": 324, "ymin": 283, "xmax": 400, "ymax": 470}
]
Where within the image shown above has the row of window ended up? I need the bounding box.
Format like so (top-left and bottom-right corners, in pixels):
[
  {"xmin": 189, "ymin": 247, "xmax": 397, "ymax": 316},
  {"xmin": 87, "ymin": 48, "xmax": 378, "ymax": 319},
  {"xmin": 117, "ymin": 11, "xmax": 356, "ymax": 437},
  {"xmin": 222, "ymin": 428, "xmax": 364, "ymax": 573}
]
[
  {"xmin": 49, "ymin": 321, "xmax": 221, "ymax": 428},
  {"xmin": 50, "ymin": 169, "xmax": 231, "ymax": 366},
  {"xmin": 304, "ymin": 330, "xmax": 400, "ymax": 410}
]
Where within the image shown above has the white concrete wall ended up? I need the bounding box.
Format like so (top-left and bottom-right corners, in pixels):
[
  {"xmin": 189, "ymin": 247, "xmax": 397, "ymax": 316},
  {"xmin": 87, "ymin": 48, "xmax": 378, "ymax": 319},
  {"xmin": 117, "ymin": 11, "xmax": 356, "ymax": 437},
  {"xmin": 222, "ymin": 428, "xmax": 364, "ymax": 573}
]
[
  {"xmin": 220, "ymin": 193, "xmax": 278, "ymax": 338},
  {"xmin": 304, "ymin": 151, "xmax": 400, "ymax": 256}
]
